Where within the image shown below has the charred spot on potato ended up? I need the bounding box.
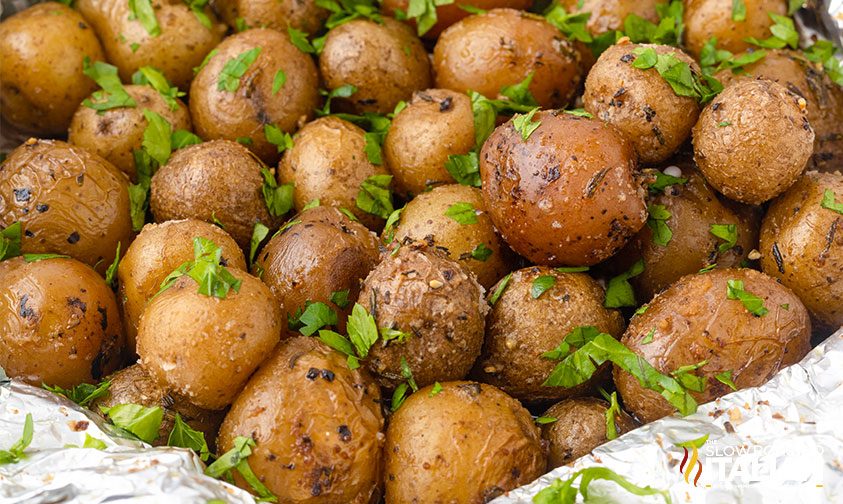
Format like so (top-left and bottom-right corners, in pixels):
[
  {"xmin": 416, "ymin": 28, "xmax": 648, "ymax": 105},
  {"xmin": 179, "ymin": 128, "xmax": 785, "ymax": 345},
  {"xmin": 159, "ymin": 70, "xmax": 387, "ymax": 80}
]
[
  {"xmin": 96, "ymin": 304, "xmax": 107, "ymax": 330},
  {"xmin": 306, "ymin": 368, "xmax": 320, "ymax": 380},
  {"xmin": 67, "ymin": 231, "xmax": 80, "ymax": 244},
  {"xmin": 13, "ymin": 187, "xmax": 31, "ymax": 202},
  {"xmin": 36, "ymin": 203, "xmax": 49, "ymax": 212},
  {"xmin": 771, "ymin": 242, "xmax": 785, "ymax": 273},
  {"xmin": 19, "ymin": 294, "xmax": 35, "ymax": 319},
  {"xmin": 439, "ymin": 97, "xmax": 452, "ymax": 112},
  {"xmin": 456, "ymin": 382, "xmax": 482, "ymax": 398},
  {"xmin": 66, "ymin": 297, "xmax": 87, "ymax": 312},
  {"xmin": 337, "ymin": 424, "xmax": 352, "ymax": 442}
]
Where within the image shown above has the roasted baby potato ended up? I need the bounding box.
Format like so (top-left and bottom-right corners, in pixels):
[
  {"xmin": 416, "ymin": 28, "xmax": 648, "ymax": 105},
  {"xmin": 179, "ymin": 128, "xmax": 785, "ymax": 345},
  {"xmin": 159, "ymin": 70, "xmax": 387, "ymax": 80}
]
[
  {"xmin": 214, "ymin": 0, "xmax": 329, "ymax": 34},
  {"xmin": 683, "ymin": 0, "xmax": 787, "ymax": 57},
  {"xmin": 559, "ymin": 0, "xmax": 660, "ymax": 35},
  {"xmin": 382, "ymin": 0, "xmax": 531, "ymax": 38}
]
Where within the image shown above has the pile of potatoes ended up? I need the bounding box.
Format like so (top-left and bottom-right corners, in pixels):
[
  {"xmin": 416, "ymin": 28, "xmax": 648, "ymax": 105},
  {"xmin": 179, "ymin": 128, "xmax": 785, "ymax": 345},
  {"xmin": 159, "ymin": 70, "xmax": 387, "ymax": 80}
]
[{"xmin": 0, "ymin": 0, "xmax": 841, "ymax": 501}]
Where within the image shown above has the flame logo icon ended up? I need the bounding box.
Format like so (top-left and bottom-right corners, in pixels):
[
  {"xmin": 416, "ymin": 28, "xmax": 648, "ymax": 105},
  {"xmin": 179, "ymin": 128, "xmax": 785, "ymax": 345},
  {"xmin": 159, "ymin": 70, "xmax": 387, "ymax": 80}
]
[{"xmin": 679, "ymin": 445, "xmax": 703, "ymax": 486}]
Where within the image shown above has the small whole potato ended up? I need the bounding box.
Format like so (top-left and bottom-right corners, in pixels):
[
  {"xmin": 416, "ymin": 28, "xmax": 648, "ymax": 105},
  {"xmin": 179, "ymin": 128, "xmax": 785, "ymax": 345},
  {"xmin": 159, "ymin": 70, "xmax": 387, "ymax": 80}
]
[
  {"xmin": 392, "ymin": 184, "xmax": 514, "ymax": 289},
  {"xmin": 190, "ymin": 29, "xmax": 320, "ymax": 165},
  {"xmin": 385, "ymin": 381, "xmax": 546, "ymax": 503},
  {"xmin": 683, "ymin": 0, "xmax": 787, "ymax": 57},
  {"xmin": 480, "ymin": 111, "xmax": 647, "ymax": 266},
  {"xmin": 218, "ymin": 336, "xmax": 385, "ymax": 503},
  {"xmin": 0, "ymin": 2, "xmax": 105, "ymax": 135},
  {"xmin": 692, "ymin": 79, "xmax": 814, "ymax": 205},
  {"xmin": 357, "ymin": 244, "xmax": 488, "ymax": 389},
  {"xmin": 0, "ymin": 139, "xmax": 133, "ymax": 273},
  {"xmin": 584, "ymin": 43, "xmax": 702, "ymax": 164},
  {"xmin": 383, "ymin": 89, "xmax": 473, "ymax": 195},
  {"xmin": 433, "ymin": 9, "xmax": 582, "ymax": 109},
  {"xmin": 68, "ymin": 85, "xmax": 192, "ymax": 180},
  {"xmin": 540, "ymin": 397, "xmax": 636, "ymax": 468},
  {"xmin": 150, "ymin": 139, "xmax": 283, "ymax": 249},
  {"xmin": 137, "ymin": 269, "xmax": 282, "ymax": 410},
  {"xmin": 615, "ymin": 268, "xmax": 812, "ymax": 423},
  {"xmin": 214, "ymin": 0, "xmax": 329, "ymax": 34},
  {"xmin": 382, "ymin": 0, "xmax": 531, "ymax": 39},
  {"xmin": 0, "ymin": 257, "xmax": 124, "ymax": 388},
  {"xmin": 559, "ymin": 0, "xmax": 660, "ymax": 35},
  {"xmin": 118, "ymin": 219, "xmax": 247, "ymax": 352},
  {"xmin": 319, "ymin": 17, "xmax": 431, "ymax": 115},
  {"xmin": 759, "ymin": 171, "xmax": 843, "ymax": 330},
  {"xmin": 473, "ymin": 267, "xmax": 624, "ymax": 403}
]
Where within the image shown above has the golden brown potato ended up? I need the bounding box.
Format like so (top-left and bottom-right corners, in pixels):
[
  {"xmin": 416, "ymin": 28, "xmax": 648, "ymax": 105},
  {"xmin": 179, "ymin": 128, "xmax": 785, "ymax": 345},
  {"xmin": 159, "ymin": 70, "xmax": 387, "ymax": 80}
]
[
  {"xmin": 357, "ymin": 244, "xmax": 487, "ymax": 389},
  {"xmin": 68, "ymin": 85, "xmax": 192, "ymax": 181},
  {"xmin": 76, "ymin": 0, "xmax": 226, "ymax": 90},
  {"xmin": 473, "ymin": 267, "xmax": 624, "ymax": 403},
  {"xmin": 0, "ymin": 257, "xmax": 124, "ymax": 389},
  {"xmin": 189, "ymin": 28, "xmax": 320, "ymax": 165},
  {"xmin": 540, "ymin": 397, "xmax": 636, "ymax": 468},
  {"xmin": 392, "ymin": 184, "xmax": 515, "ymax": 290},
  {"xmin": 383, "ymin": 89, "xmax": 473, "ymax": 196},
  {"xmin": 150, "ymin": 139, "xmax": 283, "ymax": 249},
  {"xmin": 0, "ymin": 3, "xmax": 105, "ymax": 135},
  {"xmin": 433, "ymin": 9, "xmax": 582, "ymax": 109},
  {"xmin": 382, "ymin": 0, "xmax": 532, "ymax": 39},
  {"xmin": 692, "ymin": 79, "xmax": 813, "ymax": 205},
  {"xmin": 480, "ymin": 111, "xmax": 647, "ymax": 266},
  {"xmin": 118, "ymin": 219, "xmax": 247, "ymax": 353},
  {"xmin": 255, "ymin": 206, "xmax": 381, "ymax": 338},
  {"xmin": 615, "ymin": 268, "xmax": 811, "ymax": 423},
  {"xmin": 218, "ymin": 337, "xmax": 384, "ymax": 503},
  {"xmin": 683, "ymin": 0, "xmax": 787, "ymax": 58},
  {"xmin": 0, "ymin": 139, "xmax": 133, "ymax": 274},
  {"xmin": 279, "ymin": 116, "xmax": 392, "ymax": 231},
  {"xmin": 559, "ymin": 0, "xmax": 660, "ymax": 35},
  {"xmin": 584, "ymin": 43, "xmax": 702, "ymax": 164},
  {"xmin": 319, "ymin": 18, "xmax": 431, "ymax": 115},
  {"xmin": 137, "ymin": 269, "xmax": 282, "ymax": 410},
  {"xmin": 214, "ymin": 0, "xmax": 329, "ymax": 34},
  {"xmin": 385, "ymin": 381, "xmax": 546, "ymax": 503},
  {"xmin": 759, "ymin": 171, "xmax": 843, "ymax": 330}
]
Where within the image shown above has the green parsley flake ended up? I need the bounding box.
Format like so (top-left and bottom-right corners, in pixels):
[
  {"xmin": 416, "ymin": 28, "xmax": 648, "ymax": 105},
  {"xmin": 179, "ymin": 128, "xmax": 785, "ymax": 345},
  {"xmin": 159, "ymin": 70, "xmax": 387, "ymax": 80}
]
[
  {"xmin": 272, "ymin": 69, "xmax": 286, "ymax": 95},
  {"xmin": 531, "ymin": 275, "xmax": 556, "ymax": 299},
  {"xmin": 726, "ymin": 279, "xmax": 768, "ymax": 317},
  {"xmin": 512, "ymin": 108, "xmax": 542, "ymax": 141},
  {"xmin": 470, "ymin": 243, "xmax": 493, "ymax": 261},
  {"xmin": 167, "ymin": 413, "xmax": 210, "ymax": 460},
  {"xmin": 534, "ymin": 467, "xmax": 669, "ymax": 503},
  {"xmin": 99, "ymin": 403, "xmax": 163, "ymax": 443},
  {"xmin": 82, "ymin": 58, "xmax": 137, "ymax": 112},
  {"xmin": 535, "ymin": 416, "xmax": 558, "ymax": 425},
  {"xmin": 489, "ymin": 272, "xmax": 512, "ymax": 305},
  {"xmin": 128, "ymin": 0, "xmax": 160, "ymax": 36},
  {"xmin": 428, "ymin": 381, "xmax": 443, "ymax": 397},
  {"xmin": 356, "ymin": 174, "xmax": 394, "ymax": 219},
  {"xmin": 444, "ymin": 202, "xmax": 478, "ymax": 225},
  {"xmin": 710, "ymin": 223, "xmax": 738, "ymax": 253},
  {"xmin": 444, "ymin": 152, "xmax": 481, "ymax": 187},
  {"xmin": 0, "ymin": 222, "xmax": 22, "ymax": 262},
  {"xmin": 0, "ymin": 413, "xmax": 33, "ymax": 465},
  {"xmin": 42, "ymin": 380, "xmax": 111, "ymax": 407},
  {"xmin": 732, "ymin": 0, "xmax": 746, "ymax": 21},
  {"xmin": 715, "ymin": 370, "xmax": 738, "ymax": 391},
  {"xmin": 604, "ymin": 259, "xmax": 644, "ymax": 308},
  {"xmin": 406, "ymin": 0, "xmax": 454, "ymax": 36},
  {"xmin": 646, "ymin": 204, "xmax": 672, "ymax": 247},
  {"xmin": 217, "ymin": 47, "xmax": 261, "ymax": 93},
  {"xmin": 499, "ymin": 72, "xmax": 538, "ymax": 107},
  {"xmin": 821, "ymin": 189, "xmax": 843, "ymax": 215}
]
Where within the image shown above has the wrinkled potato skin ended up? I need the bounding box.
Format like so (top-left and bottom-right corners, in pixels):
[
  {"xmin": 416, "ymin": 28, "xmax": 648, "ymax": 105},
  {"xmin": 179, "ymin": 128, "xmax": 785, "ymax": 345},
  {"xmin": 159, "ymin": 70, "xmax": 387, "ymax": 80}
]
[
  {"xmin": 279, "ymin": 117, "xmax": 391, "ymax": 230},
  {"xmin": 480, "ymin": 112, "xmax": 647, "ymax": 266},
  {"xmin": 190, "ymin": 29, "xmax": 320, "ymax": 165},
  {"xmin": 218, "ymin": 337, "xmax": 385, "ymax": 503},
  {"xmin": 393, "ymin": 184, "xmax": 515, "ymax": 290},
  {"xmin": 615, "ymin": 268, "xmax": 811, "ymax": 423},
  {"xmin": 559, "ymin": 0, "xmax": 659, "ymax": 34},
  {"xmin": 434, "ymin": 9, "xmax": 582, "ymax": 109},
  {"xmin": 473, "ymin": 267, "xmax": 624, "ymax": 402},
  {"xmin": 0, "ymin": 3, "xmax": 104, "ymax": 135},
  {"xmin": 683, "ymin": 0, "xmax": 786, "ymax": 57},
  {"xmin": 384, "ymin": 89, "xmax": 473, "ymax": 196},
  {"xmin": 214, "ymin": 0, "xmax": 329, "ymax": 34},
  {"xmin": 255, "ymin": 207, "xmax": 381, "ymax": 338},
  {"xmin": 541, "ymin": 397, "xmax": 636, "ymax": 468},
  {"xmin": 358, "ymin": 244, "xmax": 488, "ymax": 389},
  {"xmin": 759, "ymin": 171, "xmax": 843, "ymax": 330},
  {"xmin": 0, "ymin": 139, "xmax": 133, "ymax": 274},
  {"xmin": 150, "ymin": 140, "xmax": 283, "ymax": 249},
  {"xmin": 91, "ymin": 364, "xmax": 225, "ymax": 449},
  {"xmin": 0, "ymin": 257, "xmax": 124, "ymax": 389},
  {"xmin": 137, "ymin": 271, "xmax": 282, "ymax": 410},
  {"xmin": 382, "ymin": 0, "xmax": 531, "ymax": 38},
  {"xmin": 584, "ymin": 43, "xmax": 701, "ymax": 164},
  {"xmin": 385, "ymin": 381, "xmax": 546, "ymax": 504},
  {"xmin": 76, "ymin": 0, "xmax": 226, "ymax": 90},
  {"xmin": 319, "ymin": 18, "xmax": 431, "ymax": 115},
  {"xmin": 692, "ymin": 79, "xmax": 814, "ymax": 205},
  {"xmin": 118, "ymin": 219, "xmax": 246, "ymax": 353},
  {"xmin": 68, "ymin": 86, "xmax": 192, "ymax": 181}
]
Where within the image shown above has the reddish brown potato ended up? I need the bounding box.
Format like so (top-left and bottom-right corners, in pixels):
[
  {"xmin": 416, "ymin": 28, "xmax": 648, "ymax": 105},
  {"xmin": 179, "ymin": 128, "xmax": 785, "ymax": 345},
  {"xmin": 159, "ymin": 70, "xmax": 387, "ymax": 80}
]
[
  {"xmin": 559, "ymin": 0, "xmax": 660, "ymax": 35},
  {"xmin": 382, "ymin": 0, "xmax": 532, "ymax": 39},
  {"xmin": 214, "ymin": 0, "xmax": 329, "ymax": 34},
  {"xmin": 683, "ymin": 0, "xmax": 787, "ymax": 58}
]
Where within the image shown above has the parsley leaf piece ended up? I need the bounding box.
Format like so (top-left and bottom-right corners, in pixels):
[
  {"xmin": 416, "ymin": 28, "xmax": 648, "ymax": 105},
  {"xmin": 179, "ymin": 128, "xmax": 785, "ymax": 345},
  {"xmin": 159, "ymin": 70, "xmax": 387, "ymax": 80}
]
[
  {"xmin": 157, "ymin": 237, "xmax": 242, "ymax": 299},
  {"xmin": 646, "ymin": 204, "xmax": 672, "ymax": 247},
  {"xmin": 534, "ymin": 467, "xmax": 670, "ymax": 504},
  {"xmin": 294, "ymin": 301, "xmax": 338, "ymax": 336},
  {"xmin": 382, "ymin": 207, "xmax": 403, "ymax": 244},
  {"xmin": 428, "ymin": 381, "xmax": 443, "ymax": 397},
  {"xmin": 444, "ymin": 201, "xmax": 478, "ymax": 225},
  {"xmin": 272, "ymin": 69, "xmax": 286, "ymax": 95},
  {"xmin": 543, "ymin": 2, "xmax": 592, "ymax": 43},
  {"xmin": 604, "ymin": 259, "xmax": 644, "ymax": 308},
  {"xmin": 646, "ymin": 169, "xmax": 688, "ymax": 193},
  {"xmin": 380, "ymin": 327, "xmax": 411, "ymax": 347},
  {"xmin": 470, "ymin": 243, "xmax": 493, "ymax": 261},
  {"xmin": 469, "ymin": 91, "xmax": 498, "ymax": 148},
  {"xmin": 710, "ymin": 223, "xmax": 738, "ymax": 253},
  {"xmin": 632, "ymin": 47, "xmax": 659, "ymax": 69},
  {"xmin": 631, "ymin": 48, "xmax": 720, "ymax": 102},
  {"xmin": 726, "ymin": 279, "xmax": 768, "ymax": 316},
  {"xmin": 42, "ymin": 380, "xmax": 111, "ymax": 407},
  {"xmin": 347, "ymin": 303, "xmax": 378, "ymax": 358},
  {"xmin": 171, "ymin": 129, "xmax": 202, "ymax": 149},
  {"xmin": 634, "ymin": 304, "xmax": 649, "ymax": 316},
  {"xmin": 317, "ymin": 0, "xmax": 383, "ymax": 30},
  {"xmin": 623, "ymin": 0, "xmax": 684, "ymax": 46},
  {"xmin": 260, "ymin": 167, "xmax": 294, "ymax": 218},
  {"xmin": 330, "ymin": 289, "xmax": 351, "ymax": 308},
  {"xmin": 184, "ymin": 0, "xmax": 212, "ymax": 29},
  {"xmin": 264, "ymin": 124, "xmax": 294, "ymax": 154},
  {"xmin": 128, "ymin": 0, "xmax": 160, "ymax": 36},
  {"xmin": 556, "ymin": 266, "xmax": 589, "ymax": 273},
  {"xmin": 141, "ymin": 109, "xmax": 173, "ymax": 166},
  {"xmin": 804, "ymin": 41, "xmax": 843, "ymax": 86},
  {"xmin": 499, "ymin": 71, "xmax": 538, "ymax": 107},
  {"xmin": 82, "ymin": 433, "xmax": 107, "ymax": 450},
  {"xmin": 406, "ymin": 0, "xmax": 453, "ymax": 36},
  {"xmin": 563, "ymin": 108, "xmax": 592, "ymax": 118},
  {"xmin": 131, "ymin": 66, "xmax": 184, "ymax": 111},
  {"xmin": 316, "ymin": 84, "xmax": 357, "ymax": 116},
  {"xmin": 317, "ymin": 329, "xmax": 360, "ymax": 369},
  {"xmin": 391, "ymin": 357, "xmax": 419, "ymax": 411},
  {"xmin": 732, "ymin": 0, "xmax": 746, "ymax": 21},
  {"xmin": 531, "ymin": 275, "xmax": 556, "ymax": 299},
  {"xmin": 670, "ymin": 360, "xmax": 709, "ymax": 392},
  {"xmin": 541, "ymin": 325, "xmax": 602, "ymax": 361},
  {"xmin": 535, "ymin": 416, "xmax": 558, "ymax": 425},
  {"xmin": 745, "ymin": 13, "xmax": 798, "ymax": 50},
  {"xmin": 699, "ymin": 263, "xmax": 717, "ymax": 273},
  {"xmin": 82, "ymin": 58, "xmax": 137, "ymax": 112},
  {"xmin": 821, "ymin": 189, "xmax": 843, "ymax": 215},
  {"xmin": 0, "ymin": 413, "xmax": 33, "ymax": 465},
  {"xmin": 716, "ymin": 49, "xmax": 767, "ymax": 74},
  {"xmin": 23, "ymin": 253, "xmax": 70, "ymax": 262},
  {"xmin": 205, "ymin": 436, "xmax": 277, "ymax": 501},
  {"xmin": 489, "ymin": 272, "xmax": 512, "ymax": 305},
  {"xmin": 167, "ymin": 413, "xmax": 209, "ymax": 460},
  {"xmin": 234, "ymin": 17, "xmax": 250, "ymax": 32},
  {"xmin": 715, "ymin": 370, "xmax": 738, "ymax": 391},
  {"xmin": 356, "ymin": 174, "xmax": 394, "ymax": 219},
  {"xmin": 0, "ymin": 222, "xmax": 22, "ymax": 262},
  {"xmin": 104, "ymin": 242, "xmax": 121, "ymax": 289},
  {"xmin": 217, "ymin": 47, "xmax": 262, "ymax": 92},
  {"xmin": 512, "ymin": 107, "xmax": 541, "ymax": 141},
  {"xmin": 193, "ymin": 49, "xmax": 218, "ymax": 75},
  {"xmin": 248, "ymin": 222, "xmax": 269, "ymax": 266},
  {"xmin": 363, "ymin": 131, "xmax": 384, "ymax": 165},
  {"xmin": 445, "ymin": 152, "xmax": 481, "ymax": 187},
  {"xmin": 604, "ymin": 391, "xmax": 622, "ymax": 440},
  {"xmin": 99, "ymin": 404, "xmax": 163, "ymax": 443},
  {"xmin": 642, "ymin": 328, "xmax": 655, "ymax": 344}
]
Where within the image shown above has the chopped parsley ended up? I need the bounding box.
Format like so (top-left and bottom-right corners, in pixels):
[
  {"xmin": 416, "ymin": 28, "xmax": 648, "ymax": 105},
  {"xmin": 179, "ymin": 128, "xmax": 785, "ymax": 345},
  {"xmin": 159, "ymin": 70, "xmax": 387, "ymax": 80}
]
[
  {"xmin": 745, "ymin": 13, "xmax": 799, "ymax": 50},
  {"xmin": 535, "ymin": 467, "xmax": 670, "ymax": 503},
  {"xmin": 512, "ymin": 107, "xmax": 541, "ymax": 141},
  {"xmin": 264, "ymin": 124, "xmax": 294, "ymax": 154},
  {"xmin": 156, "ymin": 237, "xmax": 242, "ymax": 299},
  {"xmin": 99, "ymin": 403, "xmax": 163, "ymax": 443},
  {"xmin": 330, "ymin": 289, "xmax": 351, "ymax": 309},
  {"xmin": 470, "ymin": 243, "xmax": 493, "ymax": 261},
  {"xmin": 710, "ymin": 223, "xmax": 738, "ymax": 253},
  {"xmin": 248, "ymin": 222, "xmax": 269, "ymax": 266},
  {"xmin": 604, "ymin": 390, "xmax": 622, "ymax": 440},
  {"xmin": 428, "ymin": 381, "xmax": 443, "ymax": 397},
  {"xmin": 356, "ymin": 174, "xmax": 394, "ymax": 219},
  {"xmin": 535, "ymin": 416, "xmax": 558, "ymax": 425},
  {"xmin": 131, "ymin": 66, "xmax": 184, "ymax": 111},
  {"xmin": 732, "ymin": 0, "xmax": 746, "ymax": 21},
  {"xmin": 646, "ymin": 169, "xmax": 688, "ymax": 193},
  {"xmin": 390, "ymin": 357, "xmax": 419, "ymax": 411},
  {"xmin": 444, "ymin": 152, "xmax": 481, "ymax": 187},
  {"xmin": 542, "ymin": 325, "xmax": 601, "ymax": 361},
  {"xmin": 42, "ymin": 380, "xmax": 111, "ymax": 407},
  {"xmin": 167, "ymin": 413, "xmax": 210, "ymax": 460},
  {"xmin": 531, "ymin": 275, "xmax": 556, "ymax": 299},
  {"xmin": 317, "ymin": 0, "xmax": 382, "ymax": 30},
  {"xmin": 0, "ymin": 413, "xmax": 33, "ymax": 465},
  {"xmin": 726, "ymin": 279, "xmax": 768, "ymax": 316},
  {"xmin": 104, "ymin": 242, "xmax": 121, "ymax": 289},
  {"xmin": 316, "ymin": 84, "xmax": 357, "ymax": 116},
  {"xmin": 488, "ymin": 272, "xmax": 512, "ymax": 305},
  {"xmin": 272, "ymin": 69, "xmax": 286, "ymax": 95},
  {"xmin": 714, "ymin": 370, "xmax": 737, "ymax": 391},
  {"xmin": 206, "ymin": 436, "xmax": 276, "ymax": 502},
  {"xmin": 217, "ymin": 47, "xmax": 261, "ymax": 92},
  {"xmin": 290, "ymin": 301, "xmax": 338, "ymax": 336},
  {"xmin": 0, "ymin": 222, "xmax": 22, "ymax": 262},
  {"xmin": 646, "ymin": 204, "xmax": 672, "ymax": 247},
  {"xmin": 499, "ymin": 72, "xmax": 538, "ymax": 107},
  {"xmin": 604, "ymin": 259, "xmax": 644, "ymax": 308},
  {"xmin": 821, "ymin": 189, "xmax": 843, "ymax": 215},
  {"xmin": 630, "ymin": 47, "xmax": 721, "ymax": 103},
  {"xmin": 128, "ymin": 0, "xmax": 160, "ymax": 36},
  {"xmin": 82, "ymin": 58, "xmax": 136, "ymax": 112},
  {"xmin": 260, "ymin": 167, "xmax": 294, "ymax": 218},
  {"xmin": 444, "ymin": 202, "xmax": 478, "ymax": 225}
]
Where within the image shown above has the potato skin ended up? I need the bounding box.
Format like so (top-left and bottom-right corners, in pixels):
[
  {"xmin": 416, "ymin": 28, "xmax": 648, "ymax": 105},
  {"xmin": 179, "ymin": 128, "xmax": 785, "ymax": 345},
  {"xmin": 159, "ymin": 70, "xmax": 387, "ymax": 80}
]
[
  {"xmin": 584, "ymin": 43, "xmax": 701, "ymax": 164},
  {"xmin": 692, "ymin": 79, "xmax": 814, "ymax": 205},
  {"xmin": 214, "ymin": 0, "xmax": 329, "ymax": 34},
  {"xmin": 68, "ymin": 85, "xmax": 192, "ymax": 181},
  {"xmin": 255, "ymin": 206, "xmax": 381, "ymax": 337},
  {"xmin": 190, "ymin": 29, "xmax": 320, "ymax": 165},
  {"xmin": 76, "ymin": 0, "xmax": 226, "ymax": 90},
  {"xmin": 540, "ymin": 397, "xmax": 636, "ymax": 468},
  {"xmin": 382, "ymin": 0, "xmax": 531, "ymax": 39},
  {"xmin": 319, "ymin": 18, "xmax": 432, "ymax": 115},
  {"xmin": 0, "ymin": 257, "xmax": 124, "ymax": 389},
  {"xmin": 0, "ymin": 3, "xmax": 104, "ymax": 135},
  {"xmin": 118, "ymin": 219, "xmax": 246, "ymax": 353},
  {"xmin": 759, "ymin": 171, "xmax": 843, "ymax": 330},
  {"xmin": 559, "ymin": 0, "xmax": 659, "ymax": 35},
  {"xmin": 392, "ymin": 184, "xmax": 515, "ymax": 290},
  {"xmin": 218, "ymin": 337, "xmax": 385, "ymax": 503},
  {"xmin": 384, "ymin": 381, "xmax": 546, "ymax": 504},
  {"xmin": 358, "ymin": 244, "xmax": 487, "ymax": 389},
  {"xmin": 480, "ymin": 111, "xmax": 647, "ymax": 266},
  {"xmin": 614, "ymin": 268, "xmax": 811, "ymax": 423},
  {"xmin": 0, "ymin": 139, "xmax": 133, "ymax": 274},
  {"xmin": 473, "ymin": 267, "xmax": 624, "ymax": 403},
  {"xmin": 433, "ymin": 9, "xmax": 582, "ymax": 109},
  {"xmin": 150, "ymin": 139, "xmax": 282, "ymax": 249},
  {"xmin": 383, "ymin": 89, "xmax": 473, "ymax": 196},
  {"xmin": 137, "ymin": 270, "xmax": 282, "ymax": 410},
  {"xmin": 682, "ymin": 0, "xmax": 786, "ymax": 58}
]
